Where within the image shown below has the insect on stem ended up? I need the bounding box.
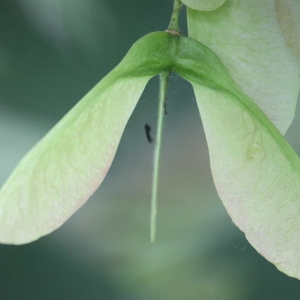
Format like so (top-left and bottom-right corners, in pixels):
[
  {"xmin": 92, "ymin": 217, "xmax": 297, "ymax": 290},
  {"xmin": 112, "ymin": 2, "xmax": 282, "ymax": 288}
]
[
  {"xmin": 150, "ymin": 71, "xmax": 169, "ymax": 243},
  {"xmin": 144, "ymin": 123, "xmax": 153, "ymax": 143},
  {"xmin": 163, "ymin": 100, "xmax": 168, "ymax": 115}
]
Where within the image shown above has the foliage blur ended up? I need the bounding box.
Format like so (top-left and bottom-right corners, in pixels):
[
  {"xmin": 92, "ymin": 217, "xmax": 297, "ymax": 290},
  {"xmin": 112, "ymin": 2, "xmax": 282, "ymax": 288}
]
[{"xmin": 1, "ymin": 0, "xmax": 300, "ymax": 299}]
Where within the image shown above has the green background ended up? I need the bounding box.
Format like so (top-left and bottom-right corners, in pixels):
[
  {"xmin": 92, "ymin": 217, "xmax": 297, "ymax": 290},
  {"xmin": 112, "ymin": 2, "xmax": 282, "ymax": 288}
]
[{"xmin": 1, "ymin": 0, "xmax": 300, "ymax": 299}]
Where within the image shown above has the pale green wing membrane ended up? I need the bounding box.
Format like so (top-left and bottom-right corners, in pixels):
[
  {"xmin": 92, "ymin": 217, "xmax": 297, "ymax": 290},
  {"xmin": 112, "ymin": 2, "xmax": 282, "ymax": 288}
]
[
  {"xmin": 0, "ymin": 78, "xmax": 148, "ymax": 245},
  {"xmin": 192, "ymin": 85, "xmax": 300, "ymax": 279},
  {"xmin": 186, "ymin": 0, "xmax": 300, "ymax": 134},
  {"xmin": 175, "ymin": 36, "xmax": 300, "ymax": 279},
  {"xmin": 0, "ymin": 32, "xmax": 172, "ymax": 244},
  {"xmin": 181, "ymin": 0, "xmax": 226, "ymax": 11}
]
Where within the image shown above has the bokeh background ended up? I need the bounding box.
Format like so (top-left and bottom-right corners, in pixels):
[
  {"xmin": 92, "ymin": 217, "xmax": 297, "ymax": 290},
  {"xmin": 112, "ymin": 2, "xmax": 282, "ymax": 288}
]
[{"xmin": 1, "ymin": 0, "xmax": 300, "ymax": 299}]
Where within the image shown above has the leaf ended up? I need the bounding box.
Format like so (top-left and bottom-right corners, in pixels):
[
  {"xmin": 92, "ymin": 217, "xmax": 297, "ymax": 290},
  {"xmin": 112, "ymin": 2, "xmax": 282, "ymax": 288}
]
[
  {"xmin": 0, "ymin": 32, "xmax": 172, "ymax": 244},
  {"xmin": 175, "ymin": 36, "xmax": 300, "ymax": 279},
  {"xmin": 187, "ymin": 0, "xmax": 300, "ymax": 134}
]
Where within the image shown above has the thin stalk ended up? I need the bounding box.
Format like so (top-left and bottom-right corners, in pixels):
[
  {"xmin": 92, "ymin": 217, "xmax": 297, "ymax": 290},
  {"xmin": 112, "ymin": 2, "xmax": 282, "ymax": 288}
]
[
  {"xmin": 150, "ymin": 72, "xmax": 169, "ymax": 243},
  {"xmin": 166, "ymin": 0, "xmax": 182, "ymax": 36}
]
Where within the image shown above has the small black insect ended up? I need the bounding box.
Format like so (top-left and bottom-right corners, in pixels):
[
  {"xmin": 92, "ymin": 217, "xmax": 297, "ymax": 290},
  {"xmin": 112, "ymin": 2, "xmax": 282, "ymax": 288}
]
[
  {"xmin": 144, "ymin": 123, "xmax": 153, "ymax": 143},
  {"xmin": 163, "ymin": 100, "xmax": 167, "ymax": 115}
]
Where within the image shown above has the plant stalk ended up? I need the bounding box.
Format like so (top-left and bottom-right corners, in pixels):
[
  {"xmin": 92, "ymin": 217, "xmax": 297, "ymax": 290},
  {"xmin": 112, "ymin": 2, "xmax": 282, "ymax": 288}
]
[
  {"xmin": 166, "ymin": 0, "xmax": 182, "ymax": 36},
  {"xmin": 150, "ymin": 0, "xmax": 182, "ymax": 243},
  {"xmin": 150, "ymin": 72, "xmax": 169, "ymax": 243}
]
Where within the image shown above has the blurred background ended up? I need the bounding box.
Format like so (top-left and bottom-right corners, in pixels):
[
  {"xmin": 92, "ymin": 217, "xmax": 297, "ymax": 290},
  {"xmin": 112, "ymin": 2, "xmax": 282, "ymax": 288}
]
[{"xmin": 1, "ymin": 0, "xmax": 300, "ymax": 299}]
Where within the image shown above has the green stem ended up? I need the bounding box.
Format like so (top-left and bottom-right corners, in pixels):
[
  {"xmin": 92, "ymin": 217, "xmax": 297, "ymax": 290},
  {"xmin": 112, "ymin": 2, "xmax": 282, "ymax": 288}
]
[
  {"xmin": 150, "ymin": 72, "xmax": 169, "ymax": 243},
  {"xmin": 166, "ymin": 0, "xmax": 182, "ymax": 36}
]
